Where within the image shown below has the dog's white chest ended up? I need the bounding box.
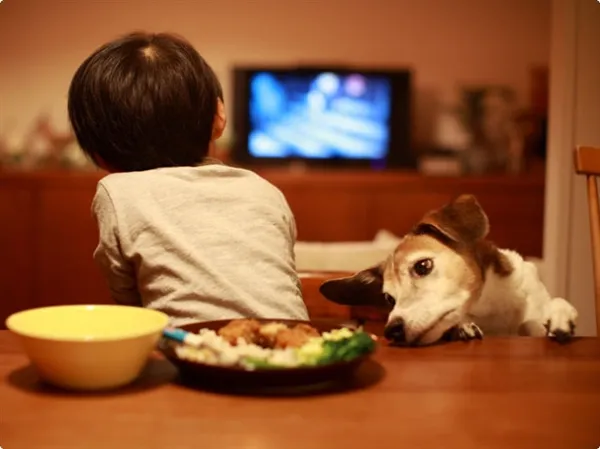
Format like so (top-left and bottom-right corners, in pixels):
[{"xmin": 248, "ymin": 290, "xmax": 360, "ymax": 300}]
[
  {"xmin": 469, "ymin": 298, "xmax": 524, "ymax": 335},
  {"xmin": 467, "ymin": 252, "xmax": 532, "ymax": 335}
]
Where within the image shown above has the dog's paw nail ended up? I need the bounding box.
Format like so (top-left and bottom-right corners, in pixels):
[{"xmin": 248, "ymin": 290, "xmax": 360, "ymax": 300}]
[
  {"xmin": 544, "ymin": 320, "xmax": 550, "ymax": 332},
  {"xmin": 471, "ymin": 323, "xmax": 484, "ymax": 339}
]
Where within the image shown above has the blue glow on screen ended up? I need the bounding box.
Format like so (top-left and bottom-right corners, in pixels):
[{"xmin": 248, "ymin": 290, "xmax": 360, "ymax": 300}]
[{"xmin": 248, "ymin": 71, "xmax": 392, "ymax": 160}]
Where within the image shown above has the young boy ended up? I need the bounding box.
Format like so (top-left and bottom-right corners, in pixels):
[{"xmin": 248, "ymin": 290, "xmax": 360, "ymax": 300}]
[{"xmin": 68, "ymin": 31, "xmax": 309, "ymax": 326}]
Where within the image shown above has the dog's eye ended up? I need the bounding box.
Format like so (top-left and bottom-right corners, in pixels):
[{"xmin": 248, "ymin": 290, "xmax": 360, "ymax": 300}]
[
  {"xmin": 383, "ymin": 293, "xmax": 395, "ymax": 306},
  {"xmin": 412, "ymin": 258, "xmax": 434, "ymax": 277}
]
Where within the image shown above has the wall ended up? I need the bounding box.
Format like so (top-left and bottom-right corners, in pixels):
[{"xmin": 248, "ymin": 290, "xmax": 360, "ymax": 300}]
[
  {"xmin": 544, "ymin": 0, "xmax": 600, "ymax": 336},
  {"xmin": 0, "ymin": 0, "xmax": 550, "ymax": 147}
]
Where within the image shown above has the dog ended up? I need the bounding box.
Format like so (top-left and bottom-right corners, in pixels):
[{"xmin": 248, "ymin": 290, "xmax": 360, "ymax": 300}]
[{"xmin": 319, "ymin": 194, "xmax": 578, "ymax": 346}]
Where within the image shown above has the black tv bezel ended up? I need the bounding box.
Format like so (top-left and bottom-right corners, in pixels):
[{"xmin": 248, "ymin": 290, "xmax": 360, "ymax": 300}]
[{"xmin": 230, "ymin": 65, "xmax": 415, "ymax": 170}]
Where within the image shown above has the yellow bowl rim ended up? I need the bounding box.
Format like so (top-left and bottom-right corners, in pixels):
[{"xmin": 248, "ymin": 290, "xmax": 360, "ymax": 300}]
[{"xmin": 5, "ymin": 304, "xmax": 170, "ymax": 342}]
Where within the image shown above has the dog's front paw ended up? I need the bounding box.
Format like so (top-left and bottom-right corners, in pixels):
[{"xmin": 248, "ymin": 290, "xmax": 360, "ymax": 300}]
[
  {"xmin": 544, "ymin": 297, "xmax": 577, "ymax": 344},
  {"xmin": 444, "ymin": 322, "xmax": 484, "ymax": 342},
  {"xmin": 545, "ymin": 320, "xmax": 575, "ymax": 344}
]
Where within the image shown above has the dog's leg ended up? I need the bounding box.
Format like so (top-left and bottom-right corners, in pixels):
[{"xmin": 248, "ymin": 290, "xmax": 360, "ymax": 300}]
[
  {"xmin": 518, "ymin": 260, "xmax": 578, "ymax": 342},
  {"xmin": 517, "ymin": 320, "xmax": 547, "ymax": 337},
  {"xmin": 544, "ymin": 297, "xmax": 578, "ymax": 343},
  {"xmin": 443, "ymin": 322, "xmax": 484, "ymax": 342}
]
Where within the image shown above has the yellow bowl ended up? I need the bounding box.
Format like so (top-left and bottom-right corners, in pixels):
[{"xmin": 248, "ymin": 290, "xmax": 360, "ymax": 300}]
[{"xmin": 6, "ymin": 304, "xmax": 169, "ymax": 391}]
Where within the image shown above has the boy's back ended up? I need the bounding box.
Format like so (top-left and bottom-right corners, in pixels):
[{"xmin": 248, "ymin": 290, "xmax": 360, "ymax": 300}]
[{"xmin": 93, "ymin": 161, "xmax": 308, "ymax": 326}]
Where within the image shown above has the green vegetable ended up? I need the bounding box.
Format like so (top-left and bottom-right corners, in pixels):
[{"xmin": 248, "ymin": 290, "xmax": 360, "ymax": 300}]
[
  {"xmin": 243, "ymin": 357, "xmax": 286, "ymax": 370},
  {"xmin": 316, "ymin": 331, "xmax": 376, "ymax": 365},
  {"xmin": 241, "ymin": 330, "xmax": 376, "ymax": 370}
]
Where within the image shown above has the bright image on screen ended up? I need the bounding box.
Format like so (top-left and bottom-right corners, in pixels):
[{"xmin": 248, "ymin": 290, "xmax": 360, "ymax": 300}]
[{"xmin": 248, "ymin": 71, "xmax": 392, "ymax": 159}]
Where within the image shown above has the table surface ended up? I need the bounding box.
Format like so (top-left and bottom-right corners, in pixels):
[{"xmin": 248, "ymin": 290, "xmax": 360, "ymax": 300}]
[{"xmin": 2, "ymin": 330, "xmax": 600, "ymax": 449}]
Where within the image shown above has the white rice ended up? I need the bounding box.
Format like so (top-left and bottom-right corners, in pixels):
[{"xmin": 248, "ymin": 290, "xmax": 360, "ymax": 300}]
[{"xmin": 173, "ymin": 328, "xmax": 302, "ymax": 369}]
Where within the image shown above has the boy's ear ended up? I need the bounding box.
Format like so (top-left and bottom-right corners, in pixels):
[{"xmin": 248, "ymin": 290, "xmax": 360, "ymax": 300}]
[
  {"xmin": 212, "ymin": 99, "xmax": 227, "ymax": 140},
  {"xmin": 319, "ymin": 264, "xmax": 389, "ymax": 308},
  {"xmin": 93, "ymin": 154, "xmax": 118, "ymax": 173}
]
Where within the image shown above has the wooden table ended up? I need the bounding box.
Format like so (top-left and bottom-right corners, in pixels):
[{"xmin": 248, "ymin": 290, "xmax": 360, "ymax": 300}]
[{"xmin": 1, "ymin": 330, "xmax": 600, "ymax": 449}]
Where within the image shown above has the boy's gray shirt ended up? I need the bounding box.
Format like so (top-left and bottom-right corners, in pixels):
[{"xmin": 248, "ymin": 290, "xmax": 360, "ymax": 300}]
[{"xmin": 91, "ymin": 161, "xmax": 308, "ymax": 326}]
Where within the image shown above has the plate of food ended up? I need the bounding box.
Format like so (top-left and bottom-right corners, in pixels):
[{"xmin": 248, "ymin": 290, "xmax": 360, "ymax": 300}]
[{"xmin": 159, "ymin": 319, "xmax": 377, "ymax": 390}]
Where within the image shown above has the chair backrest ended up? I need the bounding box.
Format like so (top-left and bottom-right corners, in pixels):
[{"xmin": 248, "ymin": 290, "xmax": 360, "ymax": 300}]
[{"xmin": 573, "ymin": 146, "xmax": 600, "ymax": 335}]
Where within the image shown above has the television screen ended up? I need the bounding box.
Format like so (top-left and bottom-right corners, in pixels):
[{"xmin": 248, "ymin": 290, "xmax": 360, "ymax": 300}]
[{"xmin": 247, "ymin": 71, "xmax": 392, "ymax": 160}]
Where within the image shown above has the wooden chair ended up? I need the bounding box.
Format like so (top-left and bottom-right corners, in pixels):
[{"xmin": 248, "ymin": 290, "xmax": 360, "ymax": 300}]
[{"xmin": 573, "ymin": 146, "xmax": 600, "ymax": 335}]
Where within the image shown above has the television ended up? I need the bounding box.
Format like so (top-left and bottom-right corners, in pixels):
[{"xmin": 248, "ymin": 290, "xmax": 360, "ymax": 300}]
[{"xmin": 231, "ymin": 66, "xmax": 414, "ymax": 169}]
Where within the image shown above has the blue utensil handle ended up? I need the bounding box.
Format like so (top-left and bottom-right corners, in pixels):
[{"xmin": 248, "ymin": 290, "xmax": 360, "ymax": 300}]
[{"xmin": 162, "ymin": 327, "xmax": 189, "ymax": 343}]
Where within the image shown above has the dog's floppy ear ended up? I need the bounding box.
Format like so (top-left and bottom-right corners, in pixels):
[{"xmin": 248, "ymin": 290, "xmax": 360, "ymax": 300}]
[
  {"xmin": 414, "ymin": 194, "xmax": 490, "ymax": 244},
  {"xmin": 319, "ymin": 264, "xmax": 388, "ymax": 307}
]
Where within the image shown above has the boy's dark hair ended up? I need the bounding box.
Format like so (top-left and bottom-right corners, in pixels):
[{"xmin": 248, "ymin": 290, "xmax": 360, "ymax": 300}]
[{"xmin": 68, "ymin": 32, "xmax": 223, "ymax": 172}]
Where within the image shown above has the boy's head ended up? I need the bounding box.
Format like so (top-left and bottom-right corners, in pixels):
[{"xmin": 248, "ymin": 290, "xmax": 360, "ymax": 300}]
[{"xmin": 68, "ymin": 32, "xmax": 226, "ymax": 172}]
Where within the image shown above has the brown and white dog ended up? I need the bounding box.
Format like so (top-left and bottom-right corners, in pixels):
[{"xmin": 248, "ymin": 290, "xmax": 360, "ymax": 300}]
[{"xmin": 319, "ymin": 194, "xmax": 578, "ymax": 346}]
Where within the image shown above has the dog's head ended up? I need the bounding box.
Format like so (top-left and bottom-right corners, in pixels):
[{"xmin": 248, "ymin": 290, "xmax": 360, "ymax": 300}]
[{"xmin": 320, "ymin": 194, "xmax": 508, "ymax": 346}]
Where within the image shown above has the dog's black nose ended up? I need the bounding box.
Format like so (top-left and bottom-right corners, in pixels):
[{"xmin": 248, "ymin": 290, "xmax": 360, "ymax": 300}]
[{"xmin": 384, "ymin": 318, "xmax": 406, "ymax": 342}]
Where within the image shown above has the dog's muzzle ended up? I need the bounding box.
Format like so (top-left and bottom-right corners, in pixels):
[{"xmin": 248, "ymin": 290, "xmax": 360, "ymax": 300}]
[{"xmin": 384, "ymin": 318, "xmax": 406, "ymax": 343}]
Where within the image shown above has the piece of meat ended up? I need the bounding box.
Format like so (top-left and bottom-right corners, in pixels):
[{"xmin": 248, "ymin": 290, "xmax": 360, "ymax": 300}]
[
  {"xmin": 217, "ymin": 319, "xmax": 261, "ymax": 345},
  {"xmin": 293, "ymin": 323, "xmax": 320, "ymax": 338},
  {"xmin": 272, "ymin": 323, "xmax": 320, "ymax": 349},
  {"xmin": 256, "ymin": 322, "xmax": 289, "ymax": 348},
  {"xmin": 217, "ymin": 320, "xmax": 321, "ymax": 349}
]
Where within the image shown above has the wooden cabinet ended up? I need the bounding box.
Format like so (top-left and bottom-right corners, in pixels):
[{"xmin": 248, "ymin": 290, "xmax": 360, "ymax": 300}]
[
  {"xmin": 254, "ymin": 168, "xmax": 546, "ymax": 257},
  {"xmin": 0, "ymin": 185, "xmax": 36, "ymax": 319},
  {"xmin": 36, "ymin": 186, "xmax": 107, "ymax": 308},
  {"xmin": 0, "ymin": 168, "xmax": 545, "ymax": 327}
]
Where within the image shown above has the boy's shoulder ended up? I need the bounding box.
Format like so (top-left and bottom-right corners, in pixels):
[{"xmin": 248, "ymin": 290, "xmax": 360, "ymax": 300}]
[
  {"xmin": 98, "ymin": 163, "xmax": 271, "ymax": 185},
  {"xmin": 97, "ymin": 163, "xmax": 286, "ymax": 202}
]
